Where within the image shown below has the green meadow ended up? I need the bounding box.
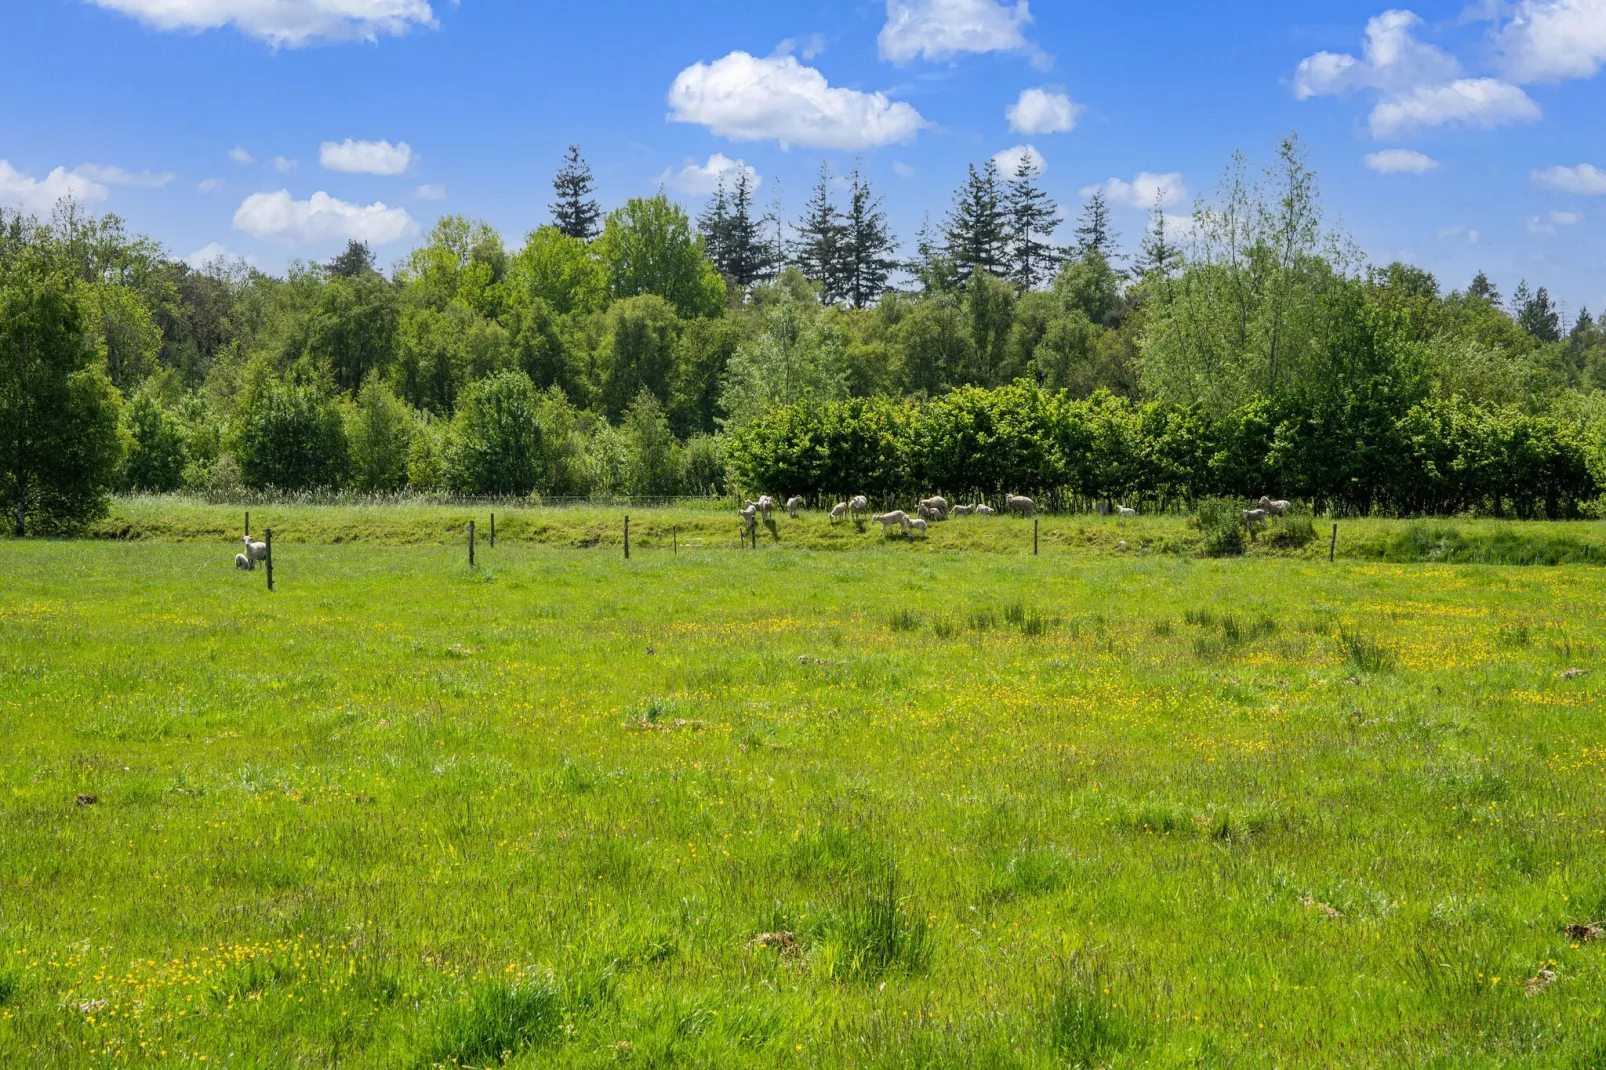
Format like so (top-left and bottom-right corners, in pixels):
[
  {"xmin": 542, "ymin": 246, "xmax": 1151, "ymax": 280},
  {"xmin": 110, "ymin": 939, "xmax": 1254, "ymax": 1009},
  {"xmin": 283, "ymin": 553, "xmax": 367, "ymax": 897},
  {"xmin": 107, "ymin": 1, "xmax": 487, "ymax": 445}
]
[{"xmin": 2, "ymin": 516, "xmax": 1606, "ymax": 1067}]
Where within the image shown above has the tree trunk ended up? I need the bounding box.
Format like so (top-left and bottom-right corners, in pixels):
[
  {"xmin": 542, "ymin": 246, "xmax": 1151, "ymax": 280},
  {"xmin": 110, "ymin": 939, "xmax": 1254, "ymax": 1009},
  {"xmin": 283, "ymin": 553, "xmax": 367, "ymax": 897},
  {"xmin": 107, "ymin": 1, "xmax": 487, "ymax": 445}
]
[{"xmin": 14, "ymin": 495, "xmax": 23, "ymax": 538}]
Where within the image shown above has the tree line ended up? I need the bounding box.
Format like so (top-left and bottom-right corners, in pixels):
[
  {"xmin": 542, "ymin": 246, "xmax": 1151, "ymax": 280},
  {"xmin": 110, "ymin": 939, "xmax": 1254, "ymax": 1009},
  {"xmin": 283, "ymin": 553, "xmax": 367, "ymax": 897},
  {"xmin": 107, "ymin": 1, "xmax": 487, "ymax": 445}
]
[{"xmin": 4, "ymin": 136, "xmax": 1606, "ymax": 533}]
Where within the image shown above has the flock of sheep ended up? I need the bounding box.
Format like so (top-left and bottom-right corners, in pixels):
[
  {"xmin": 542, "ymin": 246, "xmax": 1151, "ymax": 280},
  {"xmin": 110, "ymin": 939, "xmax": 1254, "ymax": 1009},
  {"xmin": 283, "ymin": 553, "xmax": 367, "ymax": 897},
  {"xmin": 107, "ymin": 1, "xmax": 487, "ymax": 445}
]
[{"xmin": 235, "ymin": 535, "xmax": 267, "ymax": 570}]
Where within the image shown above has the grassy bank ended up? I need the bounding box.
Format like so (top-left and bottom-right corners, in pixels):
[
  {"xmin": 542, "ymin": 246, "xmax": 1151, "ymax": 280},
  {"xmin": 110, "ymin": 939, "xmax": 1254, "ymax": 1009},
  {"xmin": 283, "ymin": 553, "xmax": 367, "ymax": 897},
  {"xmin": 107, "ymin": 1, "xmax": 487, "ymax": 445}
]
[
  {"xmin": 1, "ymin": 543, "xmax": 1605, "ymax": 1066},
  {"xmin": 64, "ymin": 495, "xmax": 1606, "ymax": 567}
]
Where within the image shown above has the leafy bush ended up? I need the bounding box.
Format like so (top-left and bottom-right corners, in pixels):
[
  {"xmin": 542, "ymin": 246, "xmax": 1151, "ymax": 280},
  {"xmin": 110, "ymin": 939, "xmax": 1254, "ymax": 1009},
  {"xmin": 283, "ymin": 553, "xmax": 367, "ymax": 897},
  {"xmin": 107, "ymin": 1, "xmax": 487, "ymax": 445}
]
[
  {"xmin": 1194, "ymin": 497, "xmax": 1244, "ymax": 557},
  {"xmin": 233, "ymin": 373, "xmax": 349, "ymax": 491},
  {"xmin": 444, "ymin": 370, "xmax": 544, "ymax": 495}
]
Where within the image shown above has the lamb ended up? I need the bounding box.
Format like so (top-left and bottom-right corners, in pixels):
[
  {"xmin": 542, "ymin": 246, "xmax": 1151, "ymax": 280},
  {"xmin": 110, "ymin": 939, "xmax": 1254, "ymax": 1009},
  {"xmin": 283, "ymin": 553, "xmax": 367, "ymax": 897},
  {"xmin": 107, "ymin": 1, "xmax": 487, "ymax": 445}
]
[
  {"xmin": 737, "ymin": 504, "xmax": 759, "ymax": 530},
  {"xmin": 1258, "ymin": 495, "xmax": 1291, "ymax": 516},
  {"xmin": 786, "ymin": 496, "xmax": 806, "ymax": 518},
  {"xmin": 918, "ymin": 503, "xmax": 946, "ymax": 523},
  {"xmin": 235, "ymin": 553, "xmax": 252, "ymax": 571},
  {"xmin": 1117, "ymin": 505, "xmax": 1138, "ymax": 518},
  {"xmin": 974, "ymin": 504, "xmax": 997, "ymax": 516},
  {"xmin": 1005, "ymin": 494, "xmax": 1035, "ymax": 518},
  {"xmin": 1243, "ymin": 508, "xmax": 1268, "ymax": 530},
  {"xmin": 918, "ymin": 497, "xmax": 948, "ymax": 516},
  {"xmin": 746, "ymin": 495, "xmax": 777, "ymax": 520},
  {"xmin": 872, "ymin": 511, "xmax": 912, "ymax": 533},
  {"xmin": 849, "ymin": 495, "xmax": 869, "ymax": 520},
  {"xmin": 950, "ymin": 504, "xmax": 974, "ymax": 517},
  {"xmin": 907, "ymin": 517, "xmax": 928, "ymax": 537},
  {"xmin": 241, "ymin": 536, "xmax": 268, "ymax": 570},
  {"xmin": 829, "ymin": 502, "xmax": 849, "ymax": 524}
]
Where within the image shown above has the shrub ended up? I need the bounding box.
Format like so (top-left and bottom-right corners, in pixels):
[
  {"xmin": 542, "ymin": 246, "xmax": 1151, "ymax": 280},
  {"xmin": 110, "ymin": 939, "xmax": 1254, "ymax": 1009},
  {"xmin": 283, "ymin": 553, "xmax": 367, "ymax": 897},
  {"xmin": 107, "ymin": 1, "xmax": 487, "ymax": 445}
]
[
  {"xmin": 1194, "ymin": 497, "xmax": 1244, "ymax": 557},
  {"xmin": 682, "ymin": 433, "xmax": 727, "ymax": 496},
  {"xmin": 233, "ymin": 373, "xmax": 349, "ymax": 491},
  {"xmin": 1267, "ymin": 511, "xmax": 1317, "ymax": 549},
  {"xmin": 444, "ymin": 370, "xmax": 544, "ymax": 495}
]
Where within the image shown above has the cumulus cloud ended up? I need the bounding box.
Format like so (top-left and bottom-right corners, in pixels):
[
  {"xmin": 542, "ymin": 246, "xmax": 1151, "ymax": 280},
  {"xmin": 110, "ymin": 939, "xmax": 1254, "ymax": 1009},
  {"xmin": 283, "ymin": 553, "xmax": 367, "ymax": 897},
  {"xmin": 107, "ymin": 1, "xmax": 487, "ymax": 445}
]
[
  {"xmin": 184, "ymin": 241, "xmax": 253, "ymax": 269},
  {"xmin": 992, "ymin": 144, "xmax": 1045, "ymax": 176},
  {"xmin": 1082, "ymin": 172, "xmax": 1187, "ymax": 210},
  {"xmin": 667, "ymin": 51, "xmax": 926, "ymax": 150},
  {"xmin": 75, "ymin": 163, "xmax": 177, "ymax": 188},
  {"xmin": 1006, "ymin": 87, "xmax": 1082, "ymax": 134},
  {"xmin": 878, "ymin": 0, "xmax": 1036, "ymax": 63},
  {"xmin": 1369, "ymin": 78, "xmax": 1541, "ymax": 136},
  {"xmin": 198, "ymin": 177, "xmax": 224, "ymax": 192},
  {"xmin": 229, "ymin": 147, "xmax": 255, "ymax": 165},
  {"xmin": 271, "ymin": 156, "xmax": 297, "ymax": 174},
  {"xmin": 1528, "ymin": 209, "xmax": 1584, "ymax": 233},
  {"xmin": 1532, "ymin": 162, "xmax": 1606, "ymax": 193},
  {"xmin": 0, "ymin": 160, "xmax": 110, "ymax": 213},
  {"xmin": 320, "ymin": 138, "xmax": 414, "ymax": 175},
  {"xmin": 1294, "ymin": 10, "xmax": 1539, "ymax": 137},
  {"xmin": 232, "ymin": 189, "xmax": 416, "ymax": 245},
  {"xmin": 660, "ymin": 153, "xmax": 761, "ymax": 195},
  {"xmin": 1493, "ymin": 0, "xmax": 1606, "ymax": 82},
  {"xmin": 1363, "ymin": 148, "xmax": 1440, "ymax": 173},
  {"xmin": 415, "ymin": 183, "xmax": 446, "ymax": 199},
  {"xmin": 85, "ymin": 0, "xmax": 438, "ymax": 47}
]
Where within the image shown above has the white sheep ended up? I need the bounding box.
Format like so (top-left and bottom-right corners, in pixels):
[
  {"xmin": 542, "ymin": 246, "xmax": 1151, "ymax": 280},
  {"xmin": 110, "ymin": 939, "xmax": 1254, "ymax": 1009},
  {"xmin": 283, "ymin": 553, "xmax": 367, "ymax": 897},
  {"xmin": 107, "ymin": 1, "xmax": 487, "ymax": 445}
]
[
  {"xmin": 917, "ymin": 503, "xmax": 946, "ymax": 523},
  {"xmin": 908, "ymin": 517, "xmax": 928, "ymax": 537},
  {"xmin": 1005, "ymin": 494, "xmax": 1036, "ymax": 518},
  {"xmin": 849, "ymin": 495, "xmax": 869, "ymax": 520},
  {"xmin": 872, "ymin": 511, "xmax": 912, "ymax": 533},
  {"xmin": 1243, "ymin": 508, "xmax": 1268, "ymax": 530},
  {"xmin": 786, "ymin": 496, "xmax": 806, "ymax": 518},
  {"xmin": 1117, "ymin": 505, "xmax": 1138, "ymax": 518},
  {"xmin": 235, "ymin": 553, "xmax": 252, "ymax": 571},
  {"xmin": 918, "ymin": 497, "xmax": 948, "ymax": 515},
  {"xmin": 829, "ymin": 502, "xmax": 849, "ymax": 524},
  {"xmin": 241, "ymin": 536, "xmax": 268, "ymax": 569},
  {"xmin": 737, "ymin": 504, "xmax": 759, "ymax": 531},
  {"xmin": 1258, "ymin": 495, "xmax": 1291, "ymax": 516},
  {"xmin": 950, "ymin": 504, "xmax": 974, "ymax": 517},
  {"xmin": 975, "ymin": 504, "xmax": 997, "ymax": 516}
]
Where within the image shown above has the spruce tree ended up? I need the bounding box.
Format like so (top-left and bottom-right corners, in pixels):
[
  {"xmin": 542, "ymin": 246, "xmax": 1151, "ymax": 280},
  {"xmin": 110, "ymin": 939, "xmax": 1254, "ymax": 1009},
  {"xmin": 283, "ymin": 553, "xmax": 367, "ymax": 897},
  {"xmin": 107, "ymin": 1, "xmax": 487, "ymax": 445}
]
[
  {"xmin": 1573, "ymin": 307, "xmax": 1594, "ymax": 339},
  {"xmin": 1468, "ymin": 271, "xmax": 1500, "ymax": 305},
  {"xmin": 327, "ymin": 239, "xmax": 376, "ymax": 278},
  {"xmin": 1135, "ymin": 200, "xmax": 1181, "ymax": 281},
  {"xmin": 697, "ymin": 178, "xmax": 732, "ymax": 279},
  {"xmin": 794, "ymin": 165, "xmax": 847, "ymax": 302},
  {"xmin": 909, "ymin": 215, "xmax": 958, "ymax": 294},
  {"xmin": 1003, "ymin": 155, "xmax": 1060, "ymax": 290},
  {"xmin": 841, "ymin": 167, "xmax": 897, "ymax": 308},
  {"xmin": 945, "ymin": 161, "xmax": 1007, "ymax": 283},
  {"xmin": 550, "ymin": 146, "xmax": 601, "ymax": 242},
  {"xmin": 1071, "ymin": 190, "xmax": 1118, "ymax": 263},
  {"xmin": 721, "ymin": 169, "xmax": 779, "ymax": 290},
  {"xmin": 1517, "ymin": 284, "xmax": 1562, "ymax": 342}
]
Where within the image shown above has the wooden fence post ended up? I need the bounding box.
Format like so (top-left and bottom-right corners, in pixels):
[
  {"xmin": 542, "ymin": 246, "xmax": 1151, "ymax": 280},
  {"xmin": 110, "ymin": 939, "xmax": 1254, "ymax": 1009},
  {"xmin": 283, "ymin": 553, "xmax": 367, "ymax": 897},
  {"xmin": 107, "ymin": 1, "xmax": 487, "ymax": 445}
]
[
  {"xmin": 469, "ymin": 521, "xmax": 476, "ymax": 569},
  {"xmin": 1330, "ymin": 523, "xmax": 1338, "ymax": 563},
  {"xmin": 1034, "ymin": 517, "xmax": 1039, "ymax": 557},
  {"xmin": 624, "ymin": 516, "xmax": 630, "ymax": 560},
  {"xmin": 673, "ymin": 527, "xmax": 678, "ymax": 555},
  {"xmin": 245, "ymin": 511, "xmax": 250, "ymax": 538},
  {"xmin": 490, "ymin": 512, "xmax": 496, "ymax": 548},
  {"xmin": 265, "ymin": 529, "xmax": 274, "ymax": 592}
]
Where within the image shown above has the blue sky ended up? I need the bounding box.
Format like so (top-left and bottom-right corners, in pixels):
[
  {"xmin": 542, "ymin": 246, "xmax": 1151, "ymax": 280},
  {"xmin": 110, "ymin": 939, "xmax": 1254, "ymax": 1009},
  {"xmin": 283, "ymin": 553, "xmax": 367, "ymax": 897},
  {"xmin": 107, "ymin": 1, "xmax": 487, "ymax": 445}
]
[{"xmin": 3, "ymin": 0, "xmax": 1604, "ymax": 316}]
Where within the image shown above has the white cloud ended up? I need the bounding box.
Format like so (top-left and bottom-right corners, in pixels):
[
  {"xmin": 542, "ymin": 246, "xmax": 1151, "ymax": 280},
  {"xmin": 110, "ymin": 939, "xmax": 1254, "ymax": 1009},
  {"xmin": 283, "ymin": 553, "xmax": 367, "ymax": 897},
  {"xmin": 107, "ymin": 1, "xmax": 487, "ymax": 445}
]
[
  {"xmin": 775, "ymin": 33, "xmax": 827, "ymax": 61},
  {"xmin": 1533, "ymin": 162, "xmax": 1606, "ymax": 193},
  {"xmin": 232, "ymin": 189, "xmax": 416, "ymax": 245},
  {"xmin": 271, "ymin": 156, "xmax": 297, "ymax": 174},
  {"xmin": 1082, "ymin": 171, "xmax": 1187, "ymax": 210},
  {"xmin": 1369, "ymin": 78, "xmax": 1541, "ymax": 136},
  {"xmin": 75, "ymin": 163, "xmax": 177, "ymax": 188},
  {"xmin": 1363, "ymin": 148, "xmax": 1440, "ymax": 174},
  {"xmin": 1551, "ymin": 209, "xmax": 1584, "ymax": 224},
  {"xmin": 660, "ymin": 153, "xmax": 761, "ymax": 196},
  {"xmin": 1493, "ymin": 0, "xmax": 1606, "ymax": 82},
  {"xmin": 1294, "ymin": 11, "xmax": 1539, "ymax": 137},
  {"xmin": 667, "ymin": 51, "xmax": 927, "ymax": 150},
  {"xmin": 992, "ymin": 144, "xmax": 1045, "ymax": 176},
  {"xmin": 320, "ymin": 138, "xmax": 414, "ymax": 175},
  {"xmin": 878, "ymin": 0, "xmax": 1035, "ymax": 63},
  {"xmin": 0, "ymin": 160, "xmax": 109, "ymax": 213},
  {"xmin": 1528, "ymin": 209, "xmax": 1584, "ymax": 233},
  {"xmin": 415, "ymin": 183, "xmax": 446, "ymax": 200},
  {"xmin": 198, "ymin": 177, "xmax": 224, "ymax": 192},
  {"xmin": 183, "ymin": 241, "xmax": 253, "ymax": 269},
  {"xmin": 85, "ymin": 0, "xmax": 438, "ymax": 47},
  {"xmin": 893, "ymin": 161, "xmax": 916, "ymax": 178},
  {"xmin": 1006, "ymin": 87, "xmax": 1082, "ymax": 134},
  {"xmin": 229, "ymin": 147, "xmax": 254, "ymax": 165},
  {"xmin": 1437, "ymin": 224, "xmax": 1480, "ymax": 243}
]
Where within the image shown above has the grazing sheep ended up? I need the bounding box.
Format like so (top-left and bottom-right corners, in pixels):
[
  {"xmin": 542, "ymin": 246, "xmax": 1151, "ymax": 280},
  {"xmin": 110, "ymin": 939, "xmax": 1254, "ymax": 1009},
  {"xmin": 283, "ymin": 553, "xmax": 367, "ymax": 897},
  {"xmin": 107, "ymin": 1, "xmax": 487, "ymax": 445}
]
[
  {"xmin": 975, "ymin": 504, "xmax": 997, "ymax": 516},
  {"xmin": 849, "ymin": 495, "xmax": 869, "ymax": 520},
  {"xmin": 829, "ymin": 502, "xmax": 849, "ymax": 524},
  {"xmin": 746, "ymin": 495, "xmax": 778, "ymax": 520},
  {"xmin": 918, "ymin": 497, "xmax": 948, "ymax": 516},
  {"xmin": 235, "ymin": 553, "xmax": 252, "ymax": 571},
  {"xmin": 1005, "ymin": 494, "xmax": 1036, "ymax": 518},
  {"xmin": 1258, "ymin": 495, "xmax": 1291, "ymax": 515},
  {"xmin": 1117, "ymin": 505, "xmax": 1138, "ymax": 517},
  {"xmin": 872, "ymin": 511, "xmax": 912, "ymax": 533},
  {"xmin": 950, "ymin": 504, "xmax": 974, "ymax": 517},
  {"xmin": 917, "ymin": 503, "xmax": 946, "ymax": 523},
  {"xmin": 241, "ymin": 536, "xmax": 268, "ymax": 569},
  {"xmin": 737, "ymin": 504, "xmax": 759, "ymax": 530},
  {"xmin": 1243, "ymin": 508, "xmax": 1268, "ymax": 530},
  {"xmin": 908, "ymin": 517, "xmax": 928, "ymax": 537},
  {"xmin": 786, "ymin": 495, "xmax": 806, "ymax": 518}
]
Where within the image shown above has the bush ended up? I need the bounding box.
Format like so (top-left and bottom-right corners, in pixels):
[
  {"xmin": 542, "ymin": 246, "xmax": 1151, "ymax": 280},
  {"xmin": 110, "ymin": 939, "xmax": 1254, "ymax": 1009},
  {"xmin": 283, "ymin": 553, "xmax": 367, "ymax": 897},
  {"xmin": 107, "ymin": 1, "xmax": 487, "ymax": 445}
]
[
  {"xmin": 682, "ymin": 434, "xmax": 727, "ymax": 496},
  {"xmin": 444, "ymin": 370, "xmax": 544, "ymax": 495},
  {"xmin": 1194, "ymin": 497, "xmax": 1244, "ymax": 557},
  {"xmin": 233, "ymin": 373, "xmax": 349, "ymax": 491},
  {"xmin": 1267, "ymin": 510, "xmax": 1317, "ymax": 549},
  {"xmin": 121, "ymin": 390, "xmax": 188, "ymax": 492}
]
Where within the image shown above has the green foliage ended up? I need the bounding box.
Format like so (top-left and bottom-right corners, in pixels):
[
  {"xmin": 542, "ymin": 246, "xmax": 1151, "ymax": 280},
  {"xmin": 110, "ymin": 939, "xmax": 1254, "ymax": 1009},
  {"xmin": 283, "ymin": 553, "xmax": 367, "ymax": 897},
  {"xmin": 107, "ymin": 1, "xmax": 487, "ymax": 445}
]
[
  {"xmin": 719, "ymin": 295, "xmax": 849, "ymax": 430},
  {"xmin": 621, "ymin": 390, "xmax": 682, "ymax": 496},
  {"xmin": 506, "ymin": 226, "xmax": 607, "ymax": 316},
  {"xmin": 416, "ymin": 978, "xmax": 564, "ymax": 1068},
  {"xmin": 121, "ymin": 388, "xmax": 188, "ymax": 492},
  {"xmin": 596, "ymin": 195, "xmax": 725, "ymax": 319},
  {"xmin": 233, "ymin": 372, "xmax": 349, "ymax": 491},
  {"xmin": 346, "ymin": 374, "xmax": 414, "ymax": 492},
  {"xmin": 1045, "ymin": 975, "xmax": 1147, "ymax": 1067},
  {"xmin": 444, "ymin": 370, "xmax": 545, "ymax": 496},
  {"xmin": 306, "ymin": 271, "xmax": 400, "ymax": 392},
  {"xmin": 1193, "ymin": 497, "xmax": 1245, "ymax": 557},
  {"xmin": 598, "ymin": 295, "xmax": 682, "ymax": 421},
  {"xmin": 681, "ymin": 433, "xmax": 727, "ymax": 496}
]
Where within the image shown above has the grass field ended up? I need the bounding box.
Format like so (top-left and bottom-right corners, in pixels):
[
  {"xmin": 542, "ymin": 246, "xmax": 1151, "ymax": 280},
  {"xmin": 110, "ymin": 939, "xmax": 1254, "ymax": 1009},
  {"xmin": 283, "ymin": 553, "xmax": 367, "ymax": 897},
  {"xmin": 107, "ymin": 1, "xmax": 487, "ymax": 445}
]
[{"xmin": 3, "ymin": 527, "xmax": 1606, "ymax": 1067}]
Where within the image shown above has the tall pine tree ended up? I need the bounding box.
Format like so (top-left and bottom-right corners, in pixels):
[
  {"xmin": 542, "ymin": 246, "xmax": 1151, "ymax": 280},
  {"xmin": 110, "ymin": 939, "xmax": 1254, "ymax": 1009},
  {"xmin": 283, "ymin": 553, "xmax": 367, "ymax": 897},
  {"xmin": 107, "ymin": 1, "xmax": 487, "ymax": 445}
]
[
  {"xmin": 1468, "ymin": 271, "xmax": 1501, "ymax": 305},
  {"xmin": 945, "ymin": 161, "xmax": 1007, "ymax": 283},
  {"xmin": 841, "ymin": 167, "xmax": 897, "ymax": 308},
  {"xmin": 717, "ymin": 169, "xmax": 778, "ymax": 291},
  {"xmin": 1003, "ymin": 154, "xmax": 1060, "ymax": 290},
  {"xmin": 1517, "ymin": 284, "xmax": 1562, "ymax": 342},
  {"xmin": 793, "ymin": 165, "xmax": 847, "ymax": 303},
  {"xmin": 1071, "ymin": 190, "xmax": 1118, "ymax": 263},
  {"xmin": 550, "ymin": 146, "xmax": 601, "ymax": 242},
  {"xmin": 1135, "ymin": 199, "xmax": 1181, "ymax": 281}
]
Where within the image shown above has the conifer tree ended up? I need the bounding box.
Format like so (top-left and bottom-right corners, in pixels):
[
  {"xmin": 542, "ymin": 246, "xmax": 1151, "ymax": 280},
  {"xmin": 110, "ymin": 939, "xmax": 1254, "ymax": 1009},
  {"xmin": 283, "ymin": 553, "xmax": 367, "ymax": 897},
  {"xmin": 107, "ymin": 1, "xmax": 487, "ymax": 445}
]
[
  {"xmin": 945, "ymin": 161, "xmax": 1007, "ymax": 283},
  {"xmin": 794, "ymin": 165, "xmax": 847, "ymax": 302},
  {"xmin": 1517, "ymin": 283, "xmax": 1561, "ymax": 342},
  {"xmin": 1468, "ymin": 271, "xmax": 1501, "ymax": 305},
  {"xmin": 550, "ymin": 146, "xmax": 601, "ymax": 242},
  {"xmin": 1071, "ymin": 189, "xmax": 1118, "ymax": 263},
  {"xmin": 841, "ymin": 167, "xmax": 897, "ymax": 308},
  {"xmin": 1135, "ymin": 199, "xmax": 1182, "ymax": 281},
  {"xmin": 721, "ymin": 169, "xmax": 779, "ymax": 291},
  {"xmin": 1003, "ymin": 154, "xmax": 1060, "ymax": 290}
]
